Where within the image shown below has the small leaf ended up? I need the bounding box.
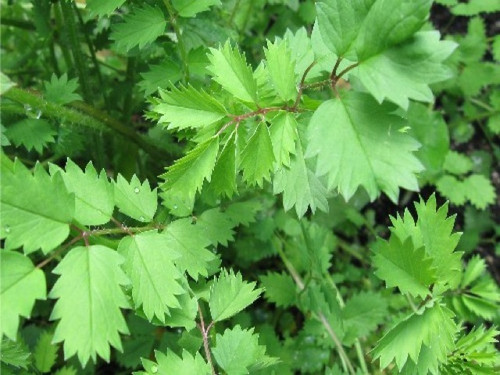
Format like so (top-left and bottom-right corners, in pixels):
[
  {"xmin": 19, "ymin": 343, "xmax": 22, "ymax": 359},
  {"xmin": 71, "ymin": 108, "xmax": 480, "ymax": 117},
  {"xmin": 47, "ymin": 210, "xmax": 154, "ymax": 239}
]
[
  {"xmin": 172, "ymin": 0, "xmax": 221, "ymax": 17},
  {"xmin": 260, "ymin": 272, "xmax": 297, "ymax": 308},
  {"xmin": 269, "ymin": 112, "xmax": 297, "ymax": 168},
  {"xmin": 240, "ymin": 123, "xmax": 275, "ymax": 187},
  {"xmin": 207, "ymin": 134, "xmax": 237, "ymax": 198},
  {"xmin": 140, "ymin": 349, "xmax": 211, "ymax": 374},
  {"xmin": 1, "ymin": 338, "xmax": 31, "ymax": 369},
  {"xmin": 86, "ymin": 0, "xmax": 125, "ymax": 16},
  {"xmin": 34, "ymin": 331, "xmax": 58, "ymax": 373},
  {"xmin": 5, "ymin": 119, "xmax": 56, "ymax": 153},
  {"xmin": 114, "ymin": 174, "xmax": 157, "ymax": 222},
  {"xmin": 209, "ymin": 269, "xmax": 263, "ymax": 322},
  {"xmin": 264, "ymin": 39, "xmax": 297, "ymax": 102},
  {"xmin": 463, "ymin": 174, "xmax": 495, "ymax": 210},
  {"xmin": 43, "ymin": 73, "xmax": 82, "ymax": 105}
]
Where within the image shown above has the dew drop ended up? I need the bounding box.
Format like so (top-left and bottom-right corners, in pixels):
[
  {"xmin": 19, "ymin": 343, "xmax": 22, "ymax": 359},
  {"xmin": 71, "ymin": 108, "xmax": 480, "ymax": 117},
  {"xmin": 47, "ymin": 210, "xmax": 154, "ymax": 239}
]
[
  {"xmin": 36, "ymin": 109, "xmax": 42, "ymax": 119},
  {"xmin": 134, "ymin": 187, "xmax": 140, "ymax": 194},
  {"xmin": 139, "ymin": 216, "xmax": 145, "ymax": 222},
  {"xmin": 24, "ymin": 104, "xmax": 35, "ymax": 118},
  {"xmin": 173, "ymin": 204, "xmax": 178, "ymax": 209},
  {"xmin": 4, "ymin": 225, "xmax": 11, "ymax": 233},
  {"xmin": 151, "ymin": 365, "xmax": 158, "ymax": 373}
]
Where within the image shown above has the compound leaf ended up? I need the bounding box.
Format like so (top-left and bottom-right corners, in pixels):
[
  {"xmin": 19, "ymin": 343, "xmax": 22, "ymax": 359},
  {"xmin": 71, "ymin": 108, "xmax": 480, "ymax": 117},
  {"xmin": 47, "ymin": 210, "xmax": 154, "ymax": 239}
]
[
  {"xmin": 0, "ymin": 251, "xmax": 46, "ymax": 340},
  {"xmin": 209, "ymin": 269, "xmax": 263, "ymax": 322},
  {"xmin": 118, "ymin": 231, "xmax": 185, "ymax": 323},
  {"xmin": 50, "ymin": 245, "xmax": 130, "ymax": 365}
]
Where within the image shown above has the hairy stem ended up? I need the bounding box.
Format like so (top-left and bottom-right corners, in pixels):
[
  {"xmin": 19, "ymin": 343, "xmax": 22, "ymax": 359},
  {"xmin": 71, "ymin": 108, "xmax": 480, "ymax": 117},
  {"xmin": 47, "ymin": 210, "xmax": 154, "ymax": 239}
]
[{"xmin": 197, "ymin": 304, "xmax": 216, "ymax": 375}]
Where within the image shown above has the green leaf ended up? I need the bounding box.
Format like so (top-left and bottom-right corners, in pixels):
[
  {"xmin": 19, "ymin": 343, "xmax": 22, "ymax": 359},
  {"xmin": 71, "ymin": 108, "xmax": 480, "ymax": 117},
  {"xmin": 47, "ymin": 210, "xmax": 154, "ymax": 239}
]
[
  {"xmin": 139, "ymin": 60, "xmax": 182, "ymax": 96},
  {"xmin": 111, "ymin": 5, "xmax": 167, "ymax": 51},
  {"xmin": 264, "ymin": 39, "xmax": 297, "ymax": 102},
  {"xmin": 1, "ymin": 338, "xmax": 31, "ymax": 369},
  {"xmin": 5, "ymin": 119, "xmax": 56, "ymax": 153},
  {"xmin": 50, "ymin": 245, "xmax": 130, "ymax": 365},
  {"xmin": 493, "ymin": 35, "xmax": 500, "ymax": 62},
  {"xmin": 53, "ymin": 366, "xmax": 77, "ymax": 375},
  {"xmin": 452, "ymin": 0, "xmax": 500, "ymax": 15},
  {"xmin": 269, "ymin": 112, "xmax": 297, "ymax": 168},
  {"xmin": 162, "ymin": 293, "xmax": 198, "ymax": 331},
  {"xmin": 114, "ymin": 174, "xmax": 157, "ymax": 222},
  {"xmin": 43, "ymin": 74, "xmax": 82, "ymax": 105},
  {"xmin": 355, "ymin": 31, "xmax": 456, "ymax": 109},
  {"xmin": 162, "ymin": 218, "xmax": 217, "ymax": 279},
  {"xmin": 436, "ymin": 175, "xmax": 468, "ymax": 206},
  {"xmin": 316, "ymin": 0, "xmax": 373, "ymax": 59},
  {"xmin": 0, "ymin": 251, "xmax": 46, "ymax": 340},
  {"xmin": 86, "ymin": 0, "xmax": 125, "ymax": 16},
  {"xmin": 372, "ymin": 304, "xmax": 457, "ymax": 371},
  {"xmin": 240, "ymin": 122, "xmax": 275, "ymax": 187},
  {"xmin": 155, "ymin": 84, "xmax": 227, "ymax": 130},
  {"xmin": 212, "ymin": 325, "xmax": 277, "ymax": 375},
  {"xmin": 207, "ymin": 134, "xmax": 237, "ymax": 198},
  {"xmin": 118, "ymin": 231, "xmax": 185, "ymax": 323},
  {"xmin": 463, "ymin": 174, "xmax": 495, "ymax": 210},
  {"xmin": 195, "ymin": 208, "xmax": 237, "ymax": 246},
  {"xmin": 172, "ymin": 0, "xmax": 221, "ymax": 17},
  {"xmin": 1, "ymin": 159, "xmax": 74, "ymax": 254},
  {"xmin": 372, "ymin": 236, "xmax": 436, "ymax": 298},
  {"xmin": 209, "ymin": 269, "xmax": 263, "ymax": 322},
  {"xmin": 0, "ymin": 72, "xmax": 16, "ymax": 95},
  {"xmin": 139, "ymin": 349, "xmax": 211, "ymax": 374},
  {"xmin": 342, "ymin": 292, "xmax": 388, "ymax": 345},
  {"xmin": 50, "ymin": 159, "xmax": 114, "ymax": 226},
  {"xmin": 208, "ymin": 41, "xmax": 258, "ymax": 103},
  {"xmin": 443, "ymin": 151, "xmax": 473, "ymax": 175},
  {"xmin": 161, "ymin": 137, "xmax": 219, "ymax": 207},
  {"xmin": 306, "ymin": 91, "xmax": 423, "ymax": 202},
  {"xmin": 34, "ymin": 331, "xmax": 58, "ymax": 373},
  {"xmin": 260, "ymin": 272, "xmax": 297, "ymax": 308}
]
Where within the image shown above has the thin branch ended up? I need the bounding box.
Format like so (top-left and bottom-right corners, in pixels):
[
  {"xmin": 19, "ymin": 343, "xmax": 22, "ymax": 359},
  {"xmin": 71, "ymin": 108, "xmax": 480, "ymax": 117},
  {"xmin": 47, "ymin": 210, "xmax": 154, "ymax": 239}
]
[
  {"xmin": 198, "ymin": 303, "xmax": 216, "ymax": 375},
  {"xmin": 330, "ymin": 57, "xmax": 343, "ymax": 81},
  {"xmin": 337, "ymin": 62, "xmax": 359, "ymax": 80},
  {"xmin": 111, "ymin": 217, "xmax": 135, "ymax": 237},
  {"xmin": 293, "ymin": 61, "xmax": 316, "ymax": 109},
  {"xmin": 36, "ymin": 235, "xmax": 83, "ymax": 268}
]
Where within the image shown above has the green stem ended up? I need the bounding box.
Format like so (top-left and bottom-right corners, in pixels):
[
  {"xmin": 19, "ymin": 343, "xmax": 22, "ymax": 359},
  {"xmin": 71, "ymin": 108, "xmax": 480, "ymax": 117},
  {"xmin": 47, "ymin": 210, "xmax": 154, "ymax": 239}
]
[
  {"xmin": 122, "ymin": 57, "xmax": 136, "ymax": 123},
  {"xmin": 162, "ymin": 0, "xmax": 190, "ymax": 82},
  {"xmin": 3, "ymin": 87, "xmax": 169, "ymax": 159},
  {"xmin": 59, "ymin": 0, "xmax": 92, "ymax": 102},
  {"xmin": 0, "ymin": 18, "xmax": 36, "ymax": 30},
  {"xmin": 53, "ymin": 3, "xmax": 74, "ymax": 72}
]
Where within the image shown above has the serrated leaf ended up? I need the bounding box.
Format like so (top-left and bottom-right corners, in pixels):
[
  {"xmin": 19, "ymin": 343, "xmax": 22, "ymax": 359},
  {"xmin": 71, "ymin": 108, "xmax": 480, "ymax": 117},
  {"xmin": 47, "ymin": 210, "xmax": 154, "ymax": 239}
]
[
  {"xmin": 213, "ymin": 326, "xmax": 277, "ymax": 375},
  {"xmin": 162, "ymin": 218, "xmax": 217, "ymax": 280},
  {"xmin": 372, "ymin": 304, "xmax": 457, "ymax": 371},
  {"xmin": 50, "ymin": 159, "xmax": 114, "ymax": 226},
  {"xmin": 139, "ymin": 349, "xmax": 211, "ymax": 374},
  {"xmin": 139, "ymin": 60, "xmax": 182, "ymax": 96},
  {"xmin": 209, "ymin": 269, "xmax": 263, "ymax": 322},
  {"xmin": 264, "ymin": 39, "xmax": 297, "ymax": 102},
  {"xmin": 306, "ymin": 91, "xmax": 423, "ymax": 202},
  {"xmin": 86, "ymin": 0, "xmax": 125, "ymax": 16},
  {"xmin": 443, "ymin": 151, "xmax": 473, "ymax": 175},
  {"xmin": 1, "ymin": 159, "xmax": 74, "ymax": 254},
  {"xmin": 207, "ymin": 134, "xmax": 237, "ymax": 198},
  {"xmin": 461, "ymin": 256, "xmax": 486, "ymax": 288},
  {"xmin": 373, "ymin": 236, "xmax": 436, "ymax": 298},
  {"xmin": 463, "ymin": 174, "xmax": 495, "ymax": 210},
  {"xmin": 269, "ymin": 112, "xmax": 297, "ymax": 168},
  {"xmin": 1, "ymin": 338, "xmax": 31, "ymax": 369},
  {"xmin": 162, "ymin": 293, "xmax": 198, "ymax": 331},
  {"xmin": 0, "ymin": 251, "xmax": 46, "ymax": 340},
  {"xmin": 5, "ymin": 119, "xmax": 56, "ymax": 153},
  {"xmin": 50, "ymin": 245, "xmax": 130, "ymax": 365},
  {"xmin": 355, "ymin": 31, "xmax": 456, "ymax": 110},
  {"xmin": 195, "ymin": 208, "xmax": 237, "ymax": 247},
  {"xmin": 34, "ymin": 332, "xmax": 58, "ymax": 373},
  {"xmin": 260, "ymin": 272, "xmax": 297, "ymax": 308},
  {"xmin": 118, "ymin": 231, "xmax": 184, "ymax": 323},
  {"xmin": 155, "ymin": 84, "xmax": 227, "ymax": 130},
  {"xmin": 114, "ymin": 174, "xmax": 157, "ymax": 222},
  {"xmin": 240, "ymin": 122, "xmax": 275, "ymax": 186},
  {"xmin": 172, "ymin": 0, "xmax": 221, "ymax": 17},
  {"xmin": 43, "ymin": 73, "xmax": 82, "ymax": 105},
  {"xmin": 53, "ymin": 366, "xmax": 77, "ymax": 375},
  {"xmin": 111, "ymin": 5, "xmax": 167, "ymax": 51},
  {"xmin": 207, "ymin": 41, "xmax": 258, "ymax": 103},
  {"xmin": 436, "ymin": 175, "xmax": 467, "ymax": 206}
]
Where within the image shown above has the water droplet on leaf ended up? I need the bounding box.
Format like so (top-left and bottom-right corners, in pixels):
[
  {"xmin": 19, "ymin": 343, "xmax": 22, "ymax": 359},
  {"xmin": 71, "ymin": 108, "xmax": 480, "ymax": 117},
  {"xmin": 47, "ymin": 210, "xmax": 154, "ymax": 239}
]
[
  {"xmin": 36, "ymin": 109, "xmax": 42, "ymax": 119},
  {"xmin": 134, "ymin": 187, "xmax": 140, "ymax": 194},
  {"xmin": 151, "ymin": 365, "xmax": 158, "ymax": 373},
  {"xmin": 4, "ymin": 225, "xmax": 11, "ymax": 233},
  {"xmin": 139, "ymin": 216, "xmax": 145, "ymax": 222},
  {"xmin": 173, "ymin": 204, "xmax": 178, "ymax": 209}
]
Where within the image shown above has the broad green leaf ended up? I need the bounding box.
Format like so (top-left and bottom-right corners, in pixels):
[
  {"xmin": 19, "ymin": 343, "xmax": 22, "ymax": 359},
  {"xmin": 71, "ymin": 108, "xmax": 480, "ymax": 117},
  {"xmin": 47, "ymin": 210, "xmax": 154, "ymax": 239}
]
[
  {"xmin": 372, "ymin": 236, "xmax": 436, "ymax": 298},
  {"xmin": 240, "ymin": 122, "xmax": 275, "ymax": 187},
  {"xmin": 1, "ymin": 338, "xmax": 31, "ymax": 369},
  {"xmin": 5, "ymin": 119, "xmax": 56, "ymax": 154},
  {"xmin": 269, "ymin": 112, "xmax": 297, "ymax": 168},
  {"xmin": 43, "ymin": 74, "xmax": 82, "ymax": 105},
  {"xmin": 264, "ymin": 40, "xmax": 297, "ymax": 102},
  {"xmin": 114, "ymin": 174, "xmax": 157, "ymax": 222},
  {"xmin": 172, "ymin": 0, "xmax": 221, "ymax": 17},
  {"xmin": 342, "ymin": 292, "xmax": 388, "ymax": 345},
  {"xmin": 161, "ymin": 137, "xmax": 219, "ymax": 207},
  {"xmin": 33, "ymin": 332, "xmax": 58, "ymax": 373},
  {"xmin": 260, "ymin": 272, "xmax": 297, "ymax": 308},
  {"xmin": 207, "ymin": 41, "xmax": 258, "ymax": 103},
  {"xmin": 355, "ymin": 31, "xmax": 456, "ymax": 109},
  {"xmin": 355, "ymin": 0, "xmax": 432, "ymax": 60},
  {"xmin": 209, "ymin": 269, "xmax": 263, "ymax": 322},
  {"xmin": 139, "ymin": 349, "xmax": 211, "ymax": 374},
  {"xmin": 50, "ymin": 245, "xmax": 130, "ymax": 365},
  {"xmin": 111, "ymin": 5, "xmax": 167, "ymax": 51},
  {"xmin": 306, "ymin": 91, "xmax": 423, "ymax": 202},
  {"xmin": 86, "ymin": 0, "xmax": 125, "ymax": 16},
  {"xmin": 274, "ymin": 135, "xmax": 328, "ymax": 217},
  {"xmin": 1, "ymin": 159, "xmax": 74, "ymax": 254},
  {"xmin": 118, "ymin": 231, "xmax": 184, "ymax": 323},
  {"xmin": 212, "ymin": 326, "xmax": 277, "ymax": 375},
  {"xmin": 162, "ymin": 218, "xmax": 217, "ymax": 279},
  {"xmin": 463, "ymin": 174, "xmax": 495, "ymax": 210},
  {"xmin": 50, "ymin": 159, "xmax": 114, "ymax": 226},
  {"xmin": 372, "ymin": 304, "xmax": 457, "ymax": 371},
  {"xmin": 443, "ymin": 150, "xmax": 473, "ymax": 175},
  {"xmin": 155, "ymin": 85, "xmax": 227, "ymax": 130},
  {"xmin": 207, "ymin": 134, "xmax": 237, "ymax": 198},
  {"xmin": 0, "ymin": 251, "xmax": 46, "ymax": 340},
  {"xmin": 316, "ymin": 0, "xmax": 374, "ymax": 59}
]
